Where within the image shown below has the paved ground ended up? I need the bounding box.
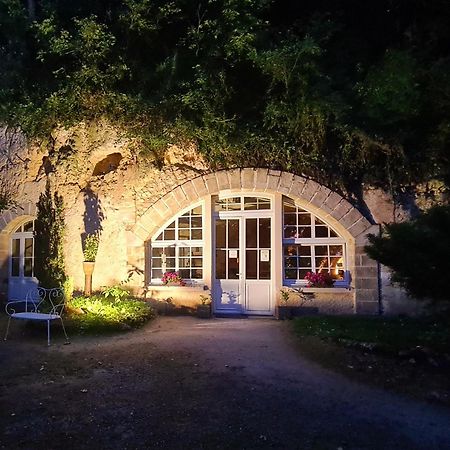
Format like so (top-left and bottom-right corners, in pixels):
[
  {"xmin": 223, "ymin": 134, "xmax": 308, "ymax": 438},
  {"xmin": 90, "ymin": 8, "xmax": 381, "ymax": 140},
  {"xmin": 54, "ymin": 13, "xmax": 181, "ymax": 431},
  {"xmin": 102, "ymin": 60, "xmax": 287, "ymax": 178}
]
[{"xmin": 1, "ymin": 316, "xmax": 450, "ymax": 449}]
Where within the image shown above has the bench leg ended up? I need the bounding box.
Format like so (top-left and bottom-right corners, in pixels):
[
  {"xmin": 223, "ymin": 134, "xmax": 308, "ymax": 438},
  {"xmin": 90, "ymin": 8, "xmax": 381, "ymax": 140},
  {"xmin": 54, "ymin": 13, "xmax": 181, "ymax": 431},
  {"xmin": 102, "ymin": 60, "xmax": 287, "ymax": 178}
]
[
  {"xmin": 4, "ymin": 316, "xmax": 11, "ymax": 341},
  {"xmin": 47, "ymin": 319, "xmax": 51, "ymax": 346},
  {"xmin": 59, "ymin": 317, "xmax": 70, "ymax": 344}
]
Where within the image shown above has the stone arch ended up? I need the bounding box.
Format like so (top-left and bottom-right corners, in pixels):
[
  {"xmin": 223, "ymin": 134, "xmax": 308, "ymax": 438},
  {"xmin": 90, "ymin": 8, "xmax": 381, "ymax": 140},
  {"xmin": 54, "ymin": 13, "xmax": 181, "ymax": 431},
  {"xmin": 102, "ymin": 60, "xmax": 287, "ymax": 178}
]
[
  {"xmin": 131, "ymin": 169, "xmax": 380, "ymax": 314},
  {"xmin": 133, "ymin": 168, "xmax": 373, "ymax": 241}
]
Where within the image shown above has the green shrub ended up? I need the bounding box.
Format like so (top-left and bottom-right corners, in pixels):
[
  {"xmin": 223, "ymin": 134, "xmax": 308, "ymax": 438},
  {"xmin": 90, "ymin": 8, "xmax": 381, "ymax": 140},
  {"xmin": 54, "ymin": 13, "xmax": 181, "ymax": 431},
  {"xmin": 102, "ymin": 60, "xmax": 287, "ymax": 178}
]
[
  {"xmin": 66, "ymin": 295, "xmax": 155, "ymax": 332},
  {"xmin": 101, "ymin": 285, "xmax": 129, "ymax": 301},
  {"xmin": 83, "ymin": 234, "xmax": 99, "ymax": 262},
  {"xmin": 365, "ymin": 205, "xmax": 450, "ymax": 305}
]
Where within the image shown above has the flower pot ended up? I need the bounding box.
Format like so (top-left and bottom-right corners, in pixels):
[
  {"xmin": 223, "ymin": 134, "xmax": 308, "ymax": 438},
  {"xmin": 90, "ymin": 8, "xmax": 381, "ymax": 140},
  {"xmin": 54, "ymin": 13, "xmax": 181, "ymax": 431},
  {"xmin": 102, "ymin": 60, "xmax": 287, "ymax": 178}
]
[
  {"xmin": 83, "ymin": 261, "xmax": 95, "ymax": 296},
  {"xmin": 197, "ymin": 304, "xmax": 212, "ymax": 319}
]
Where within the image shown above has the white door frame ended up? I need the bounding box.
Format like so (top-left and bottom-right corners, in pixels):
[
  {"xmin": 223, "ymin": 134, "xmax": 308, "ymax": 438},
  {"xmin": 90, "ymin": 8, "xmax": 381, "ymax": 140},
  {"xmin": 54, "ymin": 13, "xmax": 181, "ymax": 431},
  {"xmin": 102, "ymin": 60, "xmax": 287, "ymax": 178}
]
[{"xmin": 212, "ymin": 195, "xmax": 275, "ymax": 315}]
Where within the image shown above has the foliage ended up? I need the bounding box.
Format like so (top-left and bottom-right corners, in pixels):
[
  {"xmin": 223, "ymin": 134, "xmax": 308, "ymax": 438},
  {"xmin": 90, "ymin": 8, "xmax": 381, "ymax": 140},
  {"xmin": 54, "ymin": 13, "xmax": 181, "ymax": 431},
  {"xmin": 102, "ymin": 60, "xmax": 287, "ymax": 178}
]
[
  {"xmin": 0, "ymin": 1, "xmax": 450, "ymax": 194},
  {"xmin": 63, "ymin": 276, "xmax": 74, "ymax": 301},
  {"xmin": 365, "ymin": 205, "xmax": 450, "ymax": 304},
  {"xmin": 0, "ymin": 181, "xmax": 18, "ymax": 212},
  {"xmin": 279, "ymin": 287, "xmax": 311, "ymax": 306},
  {"xmin": 83, "ymin": 233, "xmax": 99, "ymax": 261},
  {"xmin": 34, "ymin": 180, "xmax": 66, "ymax": 288},
  {"xmin": 305, "ymin": 271, "xmax": 334, "ymax": 288},
  {"xmin": 67, "ymin": 294, "xmax": 155, "ymax": 332},
  {"xmin": 102, "ymin": 285, "xmax": 129, "ymax": 301},
  {"xmin": 199, "ymin": 294, "xmax": 211, "ymax": 305},
  {"xmin": 162, "ymin": 271, "xmax": 185, "ymax": 285},
  {"xmin": 292, "ymin": 315, "xmax": 450, "ymax": 354}
]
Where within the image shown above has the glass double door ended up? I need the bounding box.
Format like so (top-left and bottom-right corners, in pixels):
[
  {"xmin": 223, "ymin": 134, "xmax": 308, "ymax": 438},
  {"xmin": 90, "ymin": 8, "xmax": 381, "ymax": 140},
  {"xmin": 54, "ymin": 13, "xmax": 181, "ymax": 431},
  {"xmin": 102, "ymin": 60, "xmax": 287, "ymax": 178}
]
[{"xmin": 214, "ymin": 215, "xmax": 272, "ymax": 315}]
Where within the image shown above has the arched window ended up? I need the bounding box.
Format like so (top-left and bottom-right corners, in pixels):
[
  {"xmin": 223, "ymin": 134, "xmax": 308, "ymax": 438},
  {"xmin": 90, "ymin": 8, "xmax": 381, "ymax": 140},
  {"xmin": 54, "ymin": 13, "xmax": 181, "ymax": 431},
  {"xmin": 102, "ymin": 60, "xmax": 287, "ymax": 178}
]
[
  {"xmin": 150, "ymin": 205, "xmax": 204, "ymax": 283},
  {"xmin": 282, "ymin": 198, "xmax": 346, "ymax": 285}
]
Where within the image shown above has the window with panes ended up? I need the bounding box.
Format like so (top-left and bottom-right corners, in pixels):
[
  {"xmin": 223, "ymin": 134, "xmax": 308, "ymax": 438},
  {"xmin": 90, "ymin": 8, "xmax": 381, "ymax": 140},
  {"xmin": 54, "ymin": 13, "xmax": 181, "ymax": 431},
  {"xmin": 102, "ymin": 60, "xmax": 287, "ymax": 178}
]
[
  {"xmin": 150, "ymin": 205, "xmax": 204, "ymax": 282},
  {"xmin": 282, "ymin": 198, "xmax": 346, "ymax": 284},
  {"xmin": 10, "ymin": 220, "xmax": 35, "ymax": 278}
]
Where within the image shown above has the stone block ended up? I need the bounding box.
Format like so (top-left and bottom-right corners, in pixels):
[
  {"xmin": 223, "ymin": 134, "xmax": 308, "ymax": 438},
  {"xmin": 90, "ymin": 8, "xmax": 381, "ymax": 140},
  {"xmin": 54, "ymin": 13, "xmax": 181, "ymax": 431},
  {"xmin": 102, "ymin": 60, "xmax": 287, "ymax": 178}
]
[
  {"xmin": 355, "ymin": 301, "xmax": 379, "ymax": 315},
  {"xmin": 310, "ymin": 185, "xmax": 332, "ymax": 209},
  {"xmin": 340, "ymin": 207, "xmax": 364, "ymax": 230},
  {"xmin": 172, "ymin": 187, "xmax": 188, "ymax": 205},
  {"xmin": 203, "ymin": 174, "xmax": 218, "ymax": 194},
  {"xmin": 240, "ymin": 168, "xmax": 255, "ymax": 189},
  {"xmin": 355, "ymin": 266, "xmax": 378, "ymax": 278},
  {"xmin": 331, "ymin": 200, "xmax": 353, "ymax": 221},
  {"xmin": 132, "ymin": 223, "xmax": 151, "ymax": 242},
  {"xmin": 254, "ymin": 168, "xmax": 269, "ymax": 189},
  {"xmin": 192, "ymin": 177, "xmax": 208, "ymax": 197},
  {"xmin": 289, "ymin": 177, "xmax": 307, "ymax": 199},
  {"xmin": 163, "ymin": 193, "xmax": 179, "ymax": 214},
  {"xmin": 229, "ymin": 168, "xmax": 242, "ymax": 190},
  {"xmin": 322, "ymin": 191, "xmax": 342, "ymax": 213},
  {"xmin": 216, "ymin": 171, "xmax": 231, "ymax": 190},
  {"xmin": 181, "ymin": 181, "xmax": 198, "ymax": 201},
  {"xmin": 266, "ymin": 171, "xmax": 280, "ymax": 191},
  {"xmin": 152, "ymin": 200, "xmax": 170, "ymax": 219},
  {"xmin": 301, "ymin": 180, "xmax": 321, "ymax": 202},
  {"xmin": 347, "ymin": 218, "xmax": 371, "ymax": 238},
  {"xmin": 355, "ymin": 278, "xmax": 379, "ymax": 290},
  {"xmin": 278, "ymin": 172, "xmax": 294, "ymax": 194}
]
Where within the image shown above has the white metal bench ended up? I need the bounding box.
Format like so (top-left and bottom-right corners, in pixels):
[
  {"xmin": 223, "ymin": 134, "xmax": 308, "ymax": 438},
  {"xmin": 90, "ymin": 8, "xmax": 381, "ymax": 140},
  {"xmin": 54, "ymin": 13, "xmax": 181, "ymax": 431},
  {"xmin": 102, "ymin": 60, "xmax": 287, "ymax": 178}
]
[{"xmin": 4, "ymin": 287, "xmax": 70, "ymax": 346}]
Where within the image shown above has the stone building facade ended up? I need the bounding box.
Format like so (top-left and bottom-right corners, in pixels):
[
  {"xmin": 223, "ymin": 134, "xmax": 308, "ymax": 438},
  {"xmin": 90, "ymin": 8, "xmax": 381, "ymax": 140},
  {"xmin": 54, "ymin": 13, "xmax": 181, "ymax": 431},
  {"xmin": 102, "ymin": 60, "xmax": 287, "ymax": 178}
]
[{"xmin": 0, "ymin": 124, "xmax": 418, "ymax": 316}]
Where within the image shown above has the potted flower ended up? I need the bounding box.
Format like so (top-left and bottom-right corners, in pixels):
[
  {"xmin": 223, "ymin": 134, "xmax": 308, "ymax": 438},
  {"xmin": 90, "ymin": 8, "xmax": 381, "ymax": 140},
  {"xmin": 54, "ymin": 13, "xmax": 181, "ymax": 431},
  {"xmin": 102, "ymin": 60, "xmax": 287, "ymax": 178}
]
[
  {"xmin": 276, "ymin": 289, "xmax": 293, "ymax": 320},
  {"xmin": 304, "ymin": 271, "xmax": 334, "ymax": 287},
  {"xmin": 197, "ymin": 294, "xmax": 212, "ymax": 319},
  {"xmin": 161, "ymin": 271, "xmax": 186, "ymax": 286},
  {"xmin": 82, "ymin": 233, "xmax": 99, "ymax": 295},
  {"xmin": 276, "ymin": 287, "xmax": 317, "ymax": 319}
]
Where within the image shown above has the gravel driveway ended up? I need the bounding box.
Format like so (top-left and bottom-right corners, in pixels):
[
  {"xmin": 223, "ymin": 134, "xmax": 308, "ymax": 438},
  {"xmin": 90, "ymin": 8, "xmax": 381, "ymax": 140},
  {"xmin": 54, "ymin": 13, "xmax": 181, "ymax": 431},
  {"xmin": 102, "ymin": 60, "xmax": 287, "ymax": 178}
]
[{"xmin": 1, "ymin": 316, "xmax": 450, "ymax": 449}]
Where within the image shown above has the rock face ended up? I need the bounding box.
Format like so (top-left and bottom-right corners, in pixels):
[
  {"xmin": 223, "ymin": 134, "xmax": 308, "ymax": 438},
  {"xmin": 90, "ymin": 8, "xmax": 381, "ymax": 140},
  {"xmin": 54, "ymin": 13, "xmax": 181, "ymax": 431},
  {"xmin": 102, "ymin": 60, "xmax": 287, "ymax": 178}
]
[
  {"xmin": 0, "ymin": 122, "xmax": 208, "ymax": 295},
  {"xmin": 0, "ymin": 122, "xmax": 442, "ymax": 314}
]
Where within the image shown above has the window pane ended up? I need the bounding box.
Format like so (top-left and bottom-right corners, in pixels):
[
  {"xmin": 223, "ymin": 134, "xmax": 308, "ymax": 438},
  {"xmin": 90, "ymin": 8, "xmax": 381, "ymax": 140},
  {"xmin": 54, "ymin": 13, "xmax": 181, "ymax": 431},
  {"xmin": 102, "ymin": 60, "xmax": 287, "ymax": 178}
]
[
  {"xmin": 11, "ymin": 258, "xmax": 20, "ymax": 277},
  {"xmin": 246, "ymin": 219, "xmax": 257, "ymax": 248},
  {"xmin": 228, "ymin": 250, "xmax": 239, "ymax": 279},
  {"xmin": 192, "ymin": 206, "xmax": 202, "ymax": 215},
  {"xmin": 330, "ymin": 245, "xmax": 343, "ymax": 256},
  {"xmin": 179, "ymin": 269, "xmax": 190, "ymax": 279},
  {"xmin": 178, "ymin": 229, "xmax": 190, "ymax": 240},
  {"xmin": 228, "ymin": 220, "xmax": 239, "ymax": 248},
  {"xmin": 284, "ymin": 214, "xmax": 296, "ymax": 226},
  {"xmin": 191, "ymin": 229, "xmax": 202, "ymax": 240},
  {"xmin": 283, "ymin": 201, "xmax": 296, "ymax": 213},
  {"xmin": 315, "ymin": 226, "xmax": 328, "ymax": 238},
  {"xmin": 179, "ymin": 247, "xmax": 191, "ymax": 257},
  {"xmin": 315, "ymin": 246, "xmax": 328, "ymax": 256},
  {"xmin": 285, "ymin": 257, "xmax": 297, "ymax": 268},
  {"xmin": 316, "ymin": 257, "xmax": 329, "ymax": 270},
  {"xmin": 298, "ymin": 245, "xmax": 311, "ymax": 256},
  {"xmin": 244, "ymin": 197, "xmax": 257, "ymax": 210},
  {"xmin": 152, "ymin": 258, "xmax": 162, "ymax": 268},
  {"xmin": 284, "ymin": 226, "xmax": 297, "ymax": 239},
  {"xmin": 216, "ymin": 220, "xmax": 226, "ymax": 248},
  {"xmin": 299, "ymin": 269, "xmax": 309, "ymax": 279},
  {"xmin": 152, "ymin": 269, "xmax": 163, "ymax": 279},
  {"xmin": 330, "ymin": 229, "xmax": 338, "ymax": 238},
  {"xmin": 178, "ymin": 217, "xmax": 189, "ymax": 228},
  {"xmin": 259, "ymin": 259, "xmax": 270, "ymax": 279},
  {"xmin": 284, "ymin": 245, "xmax": 297, "ymax": 256},
  {"xmin": 285, "ymin": 269, "xmax": 297, "ymax": 279},
  {"xmin": 191, "ymin": 217, "xmax": 202, "ymax": 228},
  {"xmin": 259, "ymin": 218, "xmax": 271, "ymax": 248},
  {"xmin": 227, "ymin": 197, "xmax": 241, "ymax": 210},
  {"xmin": 298, "ymin": 214, "xmax": 311, "ymax": 225},
  {"xmin": 299, "ymin": 257, "xmax": 312, "ymax": 268},
  {"xmin": 12, "ymin": 239, "xmax": 20, "ymax": 257},
  {"xmin": 192, "ymin": 258, "xmax": 203, "ymax": 267},
  {"xmin": 192, "ymin": 269, "xmax": 202, "ymax": 279},
  {"xmin": 167, "ymin": 247, "xmax": 176, "ymax": 257},
  {"xmin": 23, "ymin": 221, "xmax": 34, "ymax": 232},
  {"xmin": 257, "ymin": 198, "xmax": 271, "ymax": 209},
  {"xmin": 164, "ymin": 229, "xmax": 175, "ymax": 240},
  {"xmin": 246, "ymin": 250, "xmax": 257, "ymax": 279},
  {"xmin": 216, "ymin": 250, "xmax": 226, "ymax": 279},
  {"xmin": 155, "ymin": 233, "xmax": 163, "ymax": 241},
  {"xmin": 179, "ymin": 258, "xmax": 190, "ymax": 268},
  {"xmin": 297, "ymin": 227, "xmax": 311, "ymax": 238},
  {"xmin": 167, "ymin": 221, "xmax": 175, "ymax": 229},
  {"xmin": 24, "ymin": 258, "xmax": 33, "ymax": 277}
]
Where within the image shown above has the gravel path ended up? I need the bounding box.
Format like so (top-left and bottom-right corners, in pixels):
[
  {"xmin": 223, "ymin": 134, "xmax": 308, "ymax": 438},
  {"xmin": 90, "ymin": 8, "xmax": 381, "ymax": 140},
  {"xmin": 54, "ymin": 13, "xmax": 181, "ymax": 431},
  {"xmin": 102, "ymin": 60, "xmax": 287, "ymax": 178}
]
[{"xmin": 1, "ymin": 316, "xmax": 450, "ymax": 449}]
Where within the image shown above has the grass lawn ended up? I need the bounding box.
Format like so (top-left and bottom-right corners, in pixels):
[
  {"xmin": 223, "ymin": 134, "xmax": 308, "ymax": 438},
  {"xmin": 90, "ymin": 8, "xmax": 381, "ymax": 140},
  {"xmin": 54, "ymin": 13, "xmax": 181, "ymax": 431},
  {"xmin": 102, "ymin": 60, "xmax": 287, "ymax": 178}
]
[
  {"xmin": 291, "ymin": 315, "xmax": 450, "ymax": 405},
  {"xmin": 292, "ymin": 315, "xmax": 450, "ymax": 354}
]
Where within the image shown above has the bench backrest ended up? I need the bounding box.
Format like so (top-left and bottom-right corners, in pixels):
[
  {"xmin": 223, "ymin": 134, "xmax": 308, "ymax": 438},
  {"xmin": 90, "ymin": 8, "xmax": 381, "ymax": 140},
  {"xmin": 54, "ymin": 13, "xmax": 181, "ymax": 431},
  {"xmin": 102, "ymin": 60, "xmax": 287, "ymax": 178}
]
[{"xmin": 25, "ymin": 287, "xmax": 66, "ymax": 315}]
